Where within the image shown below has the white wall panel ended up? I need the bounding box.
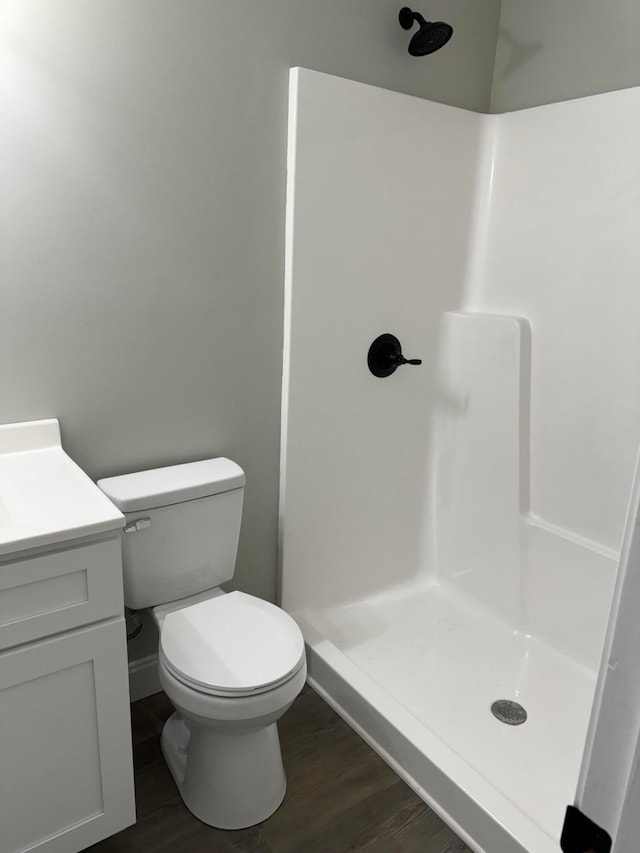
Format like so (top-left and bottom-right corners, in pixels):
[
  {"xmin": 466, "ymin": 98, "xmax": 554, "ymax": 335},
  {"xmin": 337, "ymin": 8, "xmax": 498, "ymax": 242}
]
[
  {"xmin": 281, "ymin": 69, "xmax": 485, "ymax": 612},
  {"xmin": 473, "ymin": 87, "xmax": 640, "ymax": 552}
]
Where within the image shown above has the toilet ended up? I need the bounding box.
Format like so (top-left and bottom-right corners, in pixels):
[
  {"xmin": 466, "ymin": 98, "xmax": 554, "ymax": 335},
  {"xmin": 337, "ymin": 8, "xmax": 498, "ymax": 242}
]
[{"xmin": 98, "ymin": 458, "xmax": 306, "ymax": 830}]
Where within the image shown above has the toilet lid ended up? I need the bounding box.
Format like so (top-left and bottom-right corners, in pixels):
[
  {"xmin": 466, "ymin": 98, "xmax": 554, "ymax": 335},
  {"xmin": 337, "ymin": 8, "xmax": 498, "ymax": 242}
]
[{"xmin": 160, "ymin": 591, "xmax": 306, "ymax": 697}]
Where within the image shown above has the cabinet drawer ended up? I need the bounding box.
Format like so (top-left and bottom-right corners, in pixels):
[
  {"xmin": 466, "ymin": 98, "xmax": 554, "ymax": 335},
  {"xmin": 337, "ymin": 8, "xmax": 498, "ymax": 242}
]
[{"xmin": 0, "ymin": 537, "xmax": 124, "ymax": 650}]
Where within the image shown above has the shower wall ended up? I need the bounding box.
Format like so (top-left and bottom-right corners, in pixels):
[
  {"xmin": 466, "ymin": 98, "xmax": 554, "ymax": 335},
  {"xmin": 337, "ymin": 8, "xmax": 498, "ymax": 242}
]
[
  {"xmin": 436, "ymin": 86, "xmax": 640, "ymax": 666},
  {"xmin": 474, "ymin": 86, "xmax": 640, "ymax": 551},
  {"xmin": 281, "ymin": 69, "xmax": 485, "ymax": 611},
  {"xmin": 281, "ymin": 71, "xmax": 640, "ymax": 664}
]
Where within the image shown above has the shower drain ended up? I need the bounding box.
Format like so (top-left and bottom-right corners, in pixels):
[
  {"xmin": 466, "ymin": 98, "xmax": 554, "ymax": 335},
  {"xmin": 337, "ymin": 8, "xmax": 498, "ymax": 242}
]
[{"xmin": 491, "ymin": 699, "xmax": 527, "ymax": 726}]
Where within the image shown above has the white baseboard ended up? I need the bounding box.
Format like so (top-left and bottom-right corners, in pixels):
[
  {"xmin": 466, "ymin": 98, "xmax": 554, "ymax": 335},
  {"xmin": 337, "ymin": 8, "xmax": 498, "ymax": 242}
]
[{"xmin": 128, "ymin": 653, "xmax": 162, "ymax": 703}]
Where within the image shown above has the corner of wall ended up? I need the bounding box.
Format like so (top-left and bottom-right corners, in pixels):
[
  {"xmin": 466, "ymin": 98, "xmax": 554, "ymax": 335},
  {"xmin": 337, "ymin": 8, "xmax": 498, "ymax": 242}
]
[{"xmin": 488, "ymin": 0, "xmax": 506, "ymax": 114}]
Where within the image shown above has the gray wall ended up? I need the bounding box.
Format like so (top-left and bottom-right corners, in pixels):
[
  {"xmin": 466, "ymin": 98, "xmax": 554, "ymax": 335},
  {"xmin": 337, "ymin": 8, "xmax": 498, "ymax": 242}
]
[
  {"xmin": 0, "ymin": 0, "xmax": 501, "ymax": 617},
  {"xmin": 491, "ymin": 0, "xmax": 640, "ymax": 112}
]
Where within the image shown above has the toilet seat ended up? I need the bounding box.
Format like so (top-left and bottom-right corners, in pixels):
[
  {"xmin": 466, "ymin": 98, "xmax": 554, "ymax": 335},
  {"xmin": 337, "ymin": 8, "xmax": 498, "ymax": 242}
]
[{"xmin": 159, "ymin": 591, "xmax": 305, "ymax": 698}]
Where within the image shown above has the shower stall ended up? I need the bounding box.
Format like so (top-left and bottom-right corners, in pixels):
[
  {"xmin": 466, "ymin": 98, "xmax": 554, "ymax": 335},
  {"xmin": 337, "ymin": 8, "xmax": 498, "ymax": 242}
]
[{"xmin": 279, "ymin": 69, "xmax": 640, "ymax": 852}]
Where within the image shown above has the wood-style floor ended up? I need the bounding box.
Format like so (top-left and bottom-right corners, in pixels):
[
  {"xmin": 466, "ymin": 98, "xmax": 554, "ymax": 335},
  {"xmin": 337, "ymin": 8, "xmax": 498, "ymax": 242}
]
[{"xmin": 88, "ymin": 686, "xmax": 471, "ymax": 853}]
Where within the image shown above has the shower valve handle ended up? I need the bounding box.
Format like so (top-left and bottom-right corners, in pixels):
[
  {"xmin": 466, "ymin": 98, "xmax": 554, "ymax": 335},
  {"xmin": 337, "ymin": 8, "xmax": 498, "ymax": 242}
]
[
  {"xmin": 367, "ymin": 333, "xmax": 423, "ymax": 378},
  {"xmin": 390, "ymin": 353, "xmax": 422, "ymax": 367}
]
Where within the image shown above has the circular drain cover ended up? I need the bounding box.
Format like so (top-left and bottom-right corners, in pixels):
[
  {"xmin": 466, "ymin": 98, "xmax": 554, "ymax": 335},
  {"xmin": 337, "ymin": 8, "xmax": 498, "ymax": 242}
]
[{"xmin": 491, "ymin": 699, "xmax": 527, "ymax": 726}]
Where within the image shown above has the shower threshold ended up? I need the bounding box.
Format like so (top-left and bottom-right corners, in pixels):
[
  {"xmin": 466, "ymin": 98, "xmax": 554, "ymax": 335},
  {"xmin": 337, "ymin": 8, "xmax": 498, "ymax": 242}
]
[{"xmin": 295, "ymin": 580, "xmax": 596, "ymax": 853}]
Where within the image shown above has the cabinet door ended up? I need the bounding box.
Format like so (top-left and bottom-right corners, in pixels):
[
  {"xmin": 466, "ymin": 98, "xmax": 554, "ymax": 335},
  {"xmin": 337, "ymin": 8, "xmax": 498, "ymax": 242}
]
[{"xmin": 0, "ymin": 619, "xmax": 135, "ymax": 853}]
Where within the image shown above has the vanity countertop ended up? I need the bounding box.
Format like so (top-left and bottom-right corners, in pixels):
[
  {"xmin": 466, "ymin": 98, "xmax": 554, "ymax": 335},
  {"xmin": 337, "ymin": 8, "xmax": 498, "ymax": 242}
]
[{"xmin": 0, "ymin": 418, "xmax": 123, "ymax": 558}]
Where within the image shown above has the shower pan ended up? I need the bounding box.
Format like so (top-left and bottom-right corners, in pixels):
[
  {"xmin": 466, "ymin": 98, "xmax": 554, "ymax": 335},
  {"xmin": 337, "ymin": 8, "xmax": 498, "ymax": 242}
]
[{"xmin": 280, "ymin": 69, "xmax": 640, "ymax": 853}]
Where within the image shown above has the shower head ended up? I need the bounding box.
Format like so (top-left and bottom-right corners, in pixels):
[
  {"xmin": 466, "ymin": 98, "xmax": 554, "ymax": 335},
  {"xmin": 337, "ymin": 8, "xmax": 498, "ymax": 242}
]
[{"xmin": 399, "ymin": 6, "xmax": 453, "ymax": 56}]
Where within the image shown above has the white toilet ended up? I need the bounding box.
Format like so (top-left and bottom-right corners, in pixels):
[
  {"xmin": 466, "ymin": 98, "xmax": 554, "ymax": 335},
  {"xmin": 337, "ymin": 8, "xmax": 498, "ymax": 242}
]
[{"xmin": 98, "ymin": 458, "xmax": 306, "ymax": 830}]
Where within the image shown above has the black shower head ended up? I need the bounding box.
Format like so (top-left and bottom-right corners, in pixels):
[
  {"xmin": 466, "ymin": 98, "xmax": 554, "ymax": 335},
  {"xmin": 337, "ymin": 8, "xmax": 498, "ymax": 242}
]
[{"xmin": 399, "ymin": 6, "xmax": 453, "ymax": 56}]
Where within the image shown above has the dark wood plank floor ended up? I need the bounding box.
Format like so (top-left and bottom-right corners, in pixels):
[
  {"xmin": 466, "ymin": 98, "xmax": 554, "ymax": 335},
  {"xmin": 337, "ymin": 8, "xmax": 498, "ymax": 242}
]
[{"xmin": 89, "ymin": 686, "xmax": 472, "ymax": 853}]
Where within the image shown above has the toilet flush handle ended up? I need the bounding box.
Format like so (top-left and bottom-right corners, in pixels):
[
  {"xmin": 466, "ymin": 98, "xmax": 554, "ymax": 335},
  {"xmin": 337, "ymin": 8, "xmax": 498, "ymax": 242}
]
[{"xmin": 123, "ymin": 517, "xmax": 152, "ymax": 534}]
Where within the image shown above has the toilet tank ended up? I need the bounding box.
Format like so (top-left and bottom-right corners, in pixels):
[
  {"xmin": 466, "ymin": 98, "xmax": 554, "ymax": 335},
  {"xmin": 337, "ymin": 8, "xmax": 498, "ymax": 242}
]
[{"xmin": 98, "ymin": 458, "xmax": 245, "ymax": 610}]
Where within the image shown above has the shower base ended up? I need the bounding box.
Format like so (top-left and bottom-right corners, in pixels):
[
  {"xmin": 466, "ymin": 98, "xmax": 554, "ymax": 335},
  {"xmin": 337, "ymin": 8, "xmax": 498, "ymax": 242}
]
[{"xmin": 296, "ymin": 579, "xmax": 596, "ymax": 853}]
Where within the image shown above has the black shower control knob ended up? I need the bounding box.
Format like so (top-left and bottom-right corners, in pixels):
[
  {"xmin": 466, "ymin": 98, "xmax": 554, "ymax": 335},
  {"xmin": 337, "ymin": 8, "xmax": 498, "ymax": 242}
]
[{"xmin": 367, "ymin": 333, "xmax": 423, "ymax": 378}]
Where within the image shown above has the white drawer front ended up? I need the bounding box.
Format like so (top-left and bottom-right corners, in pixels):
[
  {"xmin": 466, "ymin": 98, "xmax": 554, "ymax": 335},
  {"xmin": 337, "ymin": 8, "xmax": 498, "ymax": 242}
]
[{"xmin": 0, "ymin": 537, "xmax": 124, "ymax": 650}]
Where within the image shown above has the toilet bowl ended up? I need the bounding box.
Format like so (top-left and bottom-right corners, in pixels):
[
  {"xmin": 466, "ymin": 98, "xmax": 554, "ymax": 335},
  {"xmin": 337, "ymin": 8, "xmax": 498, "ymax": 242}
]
[
  {"xmin": 97, "ymin": 458, "xmax": 307, "ymax": 829},
  {"xmin": 153, "ymin": 589, "xmax": 306, "ymax": 829}
]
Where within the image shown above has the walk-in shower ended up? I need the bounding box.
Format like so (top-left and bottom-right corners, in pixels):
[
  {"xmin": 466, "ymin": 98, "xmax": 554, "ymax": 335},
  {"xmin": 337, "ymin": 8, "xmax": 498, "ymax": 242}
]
[{"xmin": 280, "ymin": 68, "xmax": 640, "ymax": 853}]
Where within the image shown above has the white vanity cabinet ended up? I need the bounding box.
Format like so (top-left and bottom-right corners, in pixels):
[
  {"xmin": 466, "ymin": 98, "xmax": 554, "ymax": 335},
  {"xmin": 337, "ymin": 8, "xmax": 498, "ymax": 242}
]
[
  {"xmin": 0, "ymin": 536, "xmax": 136, "ymax": 853},
  {"xmin": 0, "ymin": 419, "xmax": 136, "ymax": 853}
]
